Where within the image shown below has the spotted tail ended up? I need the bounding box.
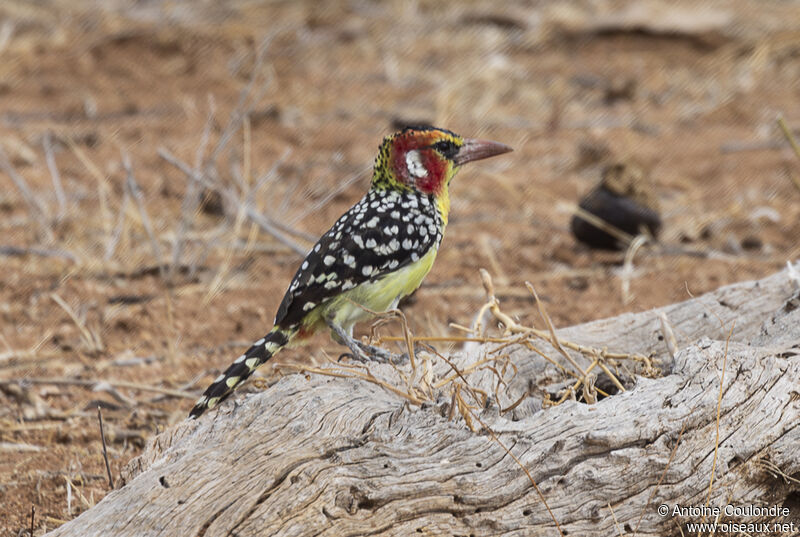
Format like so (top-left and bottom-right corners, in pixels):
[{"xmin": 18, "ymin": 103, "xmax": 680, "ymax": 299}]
[{"xmin": 189, "ymin": 327, "xmax": 295, "ymax": 418}]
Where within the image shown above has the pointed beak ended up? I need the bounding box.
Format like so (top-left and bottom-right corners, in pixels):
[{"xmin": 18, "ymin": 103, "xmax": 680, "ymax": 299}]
[{"xmin": 454, "ymin": 138, "xmax": 513, "ymax": 166}]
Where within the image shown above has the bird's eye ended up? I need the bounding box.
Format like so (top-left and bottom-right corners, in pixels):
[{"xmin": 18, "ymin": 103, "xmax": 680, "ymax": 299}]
[{"xmin": 432, "ymin": 140, "xmax": 459, "ymax": 159}]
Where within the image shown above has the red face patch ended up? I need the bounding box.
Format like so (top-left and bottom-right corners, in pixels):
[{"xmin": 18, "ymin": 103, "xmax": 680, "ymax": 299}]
[{"xmin": 390, "ymin": 131, "xmax": 450, "ymax": 195}]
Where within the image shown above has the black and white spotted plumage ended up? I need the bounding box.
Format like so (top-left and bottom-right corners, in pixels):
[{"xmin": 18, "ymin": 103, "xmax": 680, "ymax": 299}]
[
  {"xmin": 274, "ymin": 188, "xmax": 443, "ymax": 328},
  {"xmin": 188, "ymin": 126, "xmax": 511, "ymax": 419}
]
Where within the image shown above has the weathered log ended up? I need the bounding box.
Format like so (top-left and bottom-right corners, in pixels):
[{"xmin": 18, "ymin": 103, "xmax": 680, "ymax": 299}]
[{"xmin": 47, "ymin": 265, "xmax": 800, "ymax": 536}]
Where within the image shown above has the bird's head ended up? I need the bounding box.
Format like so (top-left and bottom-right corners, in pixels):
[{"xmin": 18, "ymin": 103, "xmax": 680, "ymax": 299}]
[{"xmin": 372, "ymin": 126, "xmax": 512, "ymax": 197}]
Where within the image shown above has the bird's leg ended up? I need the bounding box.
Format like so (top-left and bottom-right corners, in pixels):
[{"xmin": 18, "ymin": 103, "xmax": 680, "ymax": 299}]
[{"xmin": 326, "ymin": 320, "xmax": 406, "ymax": 364}]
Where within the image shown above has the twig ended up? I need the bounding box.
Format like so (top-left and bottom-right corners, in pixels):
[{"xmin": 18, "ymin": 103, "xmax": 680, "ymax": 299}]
[
  {"xmin": 596, "ymin": 358, "xmax": 625, "ymax": 393},
  {"xmin": 287, "ymin": 165, "xmax": 371, "ymax": 226},
  {"xmin": 0, "ymin": 377, "xmax": 195, "ymax": 399},
  {"xmin": 42, "ymin": 131, "xmax": 67, "ymax": 219},
  {"xmin": 567, "ymin": 203, "xmax": 634, "ymax": 246},
  {"xmin": 97, "ymin": 407, "xmax": 114, "ymax": 490},
  {"xmin": 276, "ymin": 362, "xmax": 426, "ymax": 405},
  {"xmin": 203, "ymin": 148, "xmax": 293, "ymax": 304},
  {"xmin": 421, "ymin": 343, "xmax": 485, "ymax": 408},
  {"xmin": 30, "ymin": 505, "xmax": 35, "ymax": 537},
  {"xmin": 208, "ymin": 37, "xmax": 274, "ymax": 164},
  {"xmin": 0, "ymin": 245, "xmax": 76, "ymax": 262},
  {"xmin": 755, "ymin": 458, "xmax": 800, "ymax": 485},
  {"xmin": 158, "ymin": 148, "xmax": 308, "ymax": 255},
  {"xmin": 123, "ymin": 153, "xmax": 166, "ymax": 280},
  {"xmin": 462, "ymin": 389, "xmax": 564, "ymax": 536},
  {"xmin": 64, "ymin": 136, "xmax": 111, "ymax": 232},
  {"xmin": 0, "ymin": 145, "xmax": 45, "ymax": 216},
  {"xmin": 170, "ymin": 96, "xmax": 216, "ymax": 280},
  {"xmin": 554, "ymin": 359, "xmax": 600, "ymax": 405},
  {"xmin": 719, "ymin": 139, "xmax": 785, "ymax": 153},
  {"xmin": 525, "ymin": 280, "xmax": 586, "ymax": 377},
  {"xmin": 377, "ymin": 335, "xmax": 511, "ymax": 344},
  {"xmin": 0, "ymin": 442, "xmax": 43, "ymax": 452},
  {"xmin": 0, "ymin": 144, "xmax": 52, "ymax": 240}
]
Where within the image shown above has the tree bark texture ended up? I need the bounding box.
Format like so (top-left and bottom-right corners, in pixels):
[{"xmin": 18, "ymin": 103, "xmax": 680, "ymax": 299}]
[{"xmin": 47, "ymin": 265, "xmax": 800, "ymax": 536}]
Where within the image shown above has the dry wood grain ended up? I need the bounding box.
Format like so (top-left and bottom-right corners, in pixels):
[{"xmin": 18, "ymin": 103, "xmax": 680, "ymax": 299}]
[{"xmin": 46, "ymin": 265, "xmax": 800, "ymax": 536}]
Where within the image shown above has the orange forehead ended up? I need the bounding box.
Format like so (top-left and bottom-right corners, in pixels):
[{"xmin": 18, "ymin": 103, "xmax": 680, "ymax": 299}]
[{"xmin": 389, "ymin": 127, "xmax": 460, "ymax": 152}]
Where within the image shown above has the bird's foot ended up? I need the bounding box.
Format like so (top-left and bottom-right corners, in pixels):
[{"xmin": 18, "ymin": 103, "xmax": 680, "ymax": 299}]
[
  {"xmin": 354, "ymin": 340, "xmax": 408, "ymax": 364},
  {"xmin": 327, "ymin": 321, "xmax": 406, "ymax": 364}
]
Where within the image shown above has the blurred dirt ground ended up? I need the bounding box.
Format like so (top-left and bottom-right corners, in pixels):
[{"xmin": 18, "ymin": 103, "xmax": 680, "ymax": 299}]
[{"xmin": 1, "ymin": 0, "xmax": 799, "ymax": 534}]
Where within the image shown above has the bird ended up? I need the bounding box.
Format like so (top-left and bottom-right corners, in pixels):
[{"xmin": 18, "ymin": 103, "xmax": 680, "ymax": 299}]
[
  {"xmin": 189, "ymin": 126, "xmax": 512, "ymax": 418},
  {"xmin": 570, "ymin": 160, "xmax": 661, "ymax": 250}
]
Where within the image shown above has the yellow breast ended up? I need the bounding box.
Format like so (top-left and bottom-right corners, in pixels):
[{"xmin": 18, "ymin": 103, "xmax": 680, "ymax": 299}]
[{"xmin": 315, "ymin": 246, "xmax": 439, "ymax": 331}]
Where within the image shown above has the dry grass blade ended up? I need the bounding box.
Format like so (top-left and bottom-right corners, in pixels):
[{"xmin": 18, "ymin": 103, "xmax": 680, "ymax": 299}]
[
  {"xmin": 43, "ymin": 131, "xmax": 67, "ymax": 219},
  {"xmin": 0, "ymin": 245, "xmax": 77, "ymax": 262},
  {"xmin": 50, "ymin": 293, "xmax": 103, "ymax": 353},
  {"xmin": 568, "ymin": 202, "xmax": 635, "ymax": 246},
  {"xmin": 607, "ymin": 502, "xmax": 624, "ymax": 537},
  {"xmin": 276, "ymin": 362, "xmax": 426, "ymax": 405},
  {"xmin": 168, "ymin": 95, "xmax": 216, "ymax": 281},
  {"xmin": 97, "ymin": 407, "xmax": 114, "ymax": 490},
  {"xmin": 777, "ymin": 115, "xmax": 800, "ymax": 192},
  {"xmin": 788, "ymin": 261, "xmax": 800, "ymax": 290},
  {"xmin": 471, "ymin": 270, "xmax": 652, "ymax": 404},
  {"xmin": 377, "ymin": 335, "xmax": 511, "ymax": 344},
  {"xmin": 63, "ymin": 475, "xmax": 93, "ymax": 510},
  {"xmin": 705, "ymin": 321, "xmax": 735, "ymax": 509},
  {"xmin": 421, "ymin": 343, "xmax": 485, "ymax": 408},
  {"xmin": 64, "ymin": 135, "xmax": 111, "ymax": 232},
  {"xmin": 658, "ymin": 312, "xmax": 679, "ymax": 359},
  {"xmin": 620, "ymin": 234, "xmax": 649, "ymax": 304},
  {"xmin": 595, "ymin": 358, "xmax": 626, "ymax": 393},
  {"xmin": 208, "ymin": 35, "xmax": 274, "ymax": 164},
  {"xmin": 287, "ymin": 165, "xmax": 371, "ymax": 226},
  {"xmin": 777, "ymin": 116, "xmax": 800, "ymax": 160},
  {"xmin": 123, "ymin": 153, "xmax": 165, "ymax": 280},
  {"xmin": 0, "ymin": 143, "xmax": 53, "ymax": 240},
  {"xmin": 754, "ymin": 457, "xmax": 800, "ymax": 485},
  {"xmin": 345, "ymin": 301, "xmax": 417, "ymax": 372},
  {"xmin": 104, "ymin": 187, "xmax": 130, "ymax": 261},
  {"xmin": 410, "ymin": 339, "xmax": 561, "ymax": 532},
  {"xmin": 1, "ymin": 377, "xmax": 195, "ymax": 399},
  {"xmin": 158, "ymin": 147, "xmax": 308, "ymax": 256},
  {"xmin": 202, "ymin": 147, "xmax": 296, "ymax": 304},
  {"xmin": 525, "ymin": 280, "xmax": 586, "ymax": 377},
  {"xmin": 634, "ymin": 417, "xmax": 690, "ymax": 535},
  {"xmin": 461, "ymin": 391, "xmax": 564, "ymax": 536}
]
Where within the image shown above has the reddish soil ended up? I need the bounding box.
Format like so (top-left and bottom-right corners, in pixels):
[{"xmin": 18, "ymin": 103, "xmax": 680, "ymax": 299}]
[{"xmin": 1, "ymin": 1, "xmax": 799, "ymax": 534}]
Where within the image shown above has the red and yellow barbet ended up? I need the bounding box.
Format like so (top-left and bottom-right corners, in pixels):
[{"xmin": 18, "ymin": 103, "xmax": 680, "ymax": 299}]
[{"xmin": 190, "ymin": 127, "xmax": 511, "ymax": 418}]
